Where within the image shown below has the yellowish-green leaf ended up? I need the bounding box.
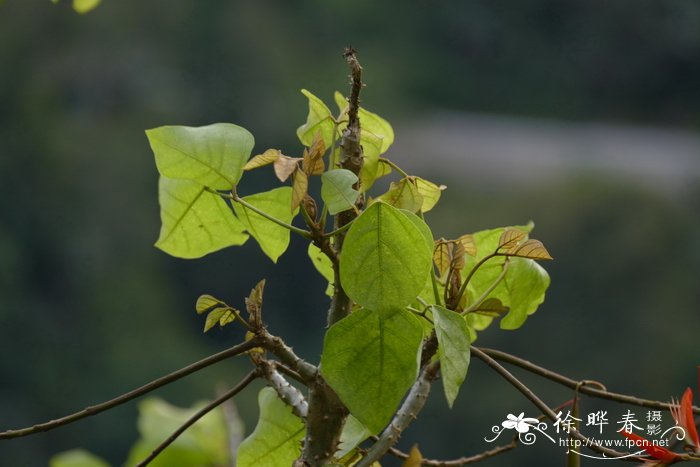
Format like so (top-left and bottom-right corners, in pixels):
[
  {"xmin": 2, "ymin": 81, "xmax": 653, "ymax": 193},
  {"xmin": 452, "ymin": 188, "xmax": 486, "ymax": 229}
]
[
  {"xmin": 156, "ymin": 177, "xmax": 248, "ymax": 259},
  {"xmin": 297, "ymin": 89, "xmax": 336, "ymax": 148},
  {"xmin": 73, "ymin": 0, "xmax": 101, "ymax": 14},
  {"xmin": 414, "ymin": 177, "xmax": 446, "ymax": 212},
  {"xmin": 291, "ymin": 169, "xmax": 308, "ymax": 212},
  {"xmin": 432, "ymin": 306, "xmax": 471, "ymax": 408},
  {"xmin": 308, "ymin": 243, "xmax": 334, "ymax": 296},
  {"xmin": 376, "ymin": 178, "xmax": 424, "ymax": 213},
  {"xmin": 337, "ymin": 415, "xmax": 370, "ymax": 458},
  {"xmin": 233, "ymin": 187, "xmax": 298, "ymax": 263},
  {"xmin": 50, "ymin": 450, "xmax": 109, "ymax": 467},
  {"xmin": 501, "ymin": 258, "xmax": 550, "ymax": 329},
  {"xmin": 244, "ymin": 149, "xmax": 281, "ymax": 171},
  {"xmin": 203, "ymin": 308, "xmax": 235, "ymax": 333},
  {"xmin": 376, "ymin": 158, "xmax": 393, "ymax": 178},
  {"xmin": 238, "ymin": 388, "xmax": 305, "ymax": 467},
  {"xmin": 402, "ymin": 445, "xmax": 424, "ymax": 467},
  {"xmin": 506, "ymin": 239, "xmax": 553, "ymax": 260},
  {"xmin": 125, "ymin": 398, "xmax": 229, "ymax": 467},
  {"xmin": 195, "ymin": 294, "xmax": 225, "ymax": 315},
  {"xmin": 321, "ymin": 169, "xmax": 359, "ymax": 215},
  {"xmin": 147, "ymin": 123, "xmax": 254, "ymax": 190},
  {"xmin": 273, "ymin": 155, "xmax": 300, "ymax": 182}
]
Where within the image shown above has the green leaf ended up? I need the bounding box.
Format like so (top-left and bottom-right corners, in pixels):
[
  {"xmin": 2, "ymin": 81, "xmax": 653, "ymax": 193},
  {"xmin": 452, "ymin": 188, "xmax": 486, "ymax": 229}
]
[
  {"xmin": 463, "ymin": 226, "xmax": 550, "ymax": 331},
  {"xmin": 146, "ymin": 123, "xmax": 254, "ymax": 190},
  {"xmin": 308, "ymin": 243, "xmax": 334, "ymax": 296},
  {"xmin": 321, "ymin": 169, "xmax": 360, "ymax": 215},
  {"xmin": 233, "ymin": 187, "xmax": 297, "ymax": 263},
  {"xmin": 398, "ymin": 209, "xmax": 434, "ymax": 252},
  {"xmin": 321, "ymin": 308, "xmax": 423, "ymax": 434},
  {"xmin": 431, "ymin": 306, "xmax": 471, "ymax": 408},
  {"xmin": 72, "ymin": 0, "xmax": 101, "ymax": 14},
  {"xmin": 237, "ymin": 388, "xmax": 306, "ymax": 467},
  {"xmin": 50, "ymin": 450, "xmax": 110, "ymax": 467},
  {"xmin": 125, "ymin": 398, "xmax": 229, "ymax": 467},
  {"xmin": 337, "ymin": 415, "xmax": 371, "ymax": 458},
  {"xmin": 296, "ymin": 89, "xmax": 336, "ymax": 148},
  {"xmin": 500, "ymin": 258, "xmax": 550, "ymax": 330},
  {"xmin": 340, "ymin": 202, "xmax": 433, "ymax": 311},
  {"xmin": 156, "ymin": 177, "xmax": 248, "ymax": 259}
]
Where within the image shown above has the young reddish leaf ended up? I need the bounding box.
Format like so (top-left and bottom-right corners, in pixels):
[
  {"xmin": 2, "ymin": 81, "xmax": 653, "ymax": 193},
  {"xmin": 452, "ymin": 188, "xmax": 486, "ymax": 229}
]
[
  {"xmin": 433, "ymin": 240, "xmax": 452, "ymax": 279},
  {"xmin": 273, "ymin": 155, "xmax": 301, "ymax": 182},
  {"xmin": 291, "ymin": 169, "xmax": 308, "ymax": 212},
  {"xmin": 303, "ymin": 132, "xmax": 326, "ymax": 175},
  {"xmin": 499, "ymin": 227, "xmax": 528, "ymax": 250},
  {"xmin": 457, "ymin": 234, "xmax": 477, "ymax": 256},
  {"xmin": 401, "ymin": 445, "xmax": 423, "ymax": 467},
  {"xmin": 244, "ymin": 149, "xmax": 281, "ymax": 171},
  {"xmin": 245, "ymin": 280, "xmax": 265, "ymax": 329},
  {"xmin": 671, "ymin": 387, "xmax": 700, "ymax": 451},
  {"xmin": 681, "ymin": 388, "xmax": 700, "ymax": 449},
  {"xmin": 507, "ymin": 239, "xmax": 553, "ymax": 260},
  {"xmin": 472, "ymin": 298, "xmax": 509, "ymax": 317},
  {"xmin": 619, "ymin": 431, "xmax": 679, "ymax": 462},
  {"xmin": 451, "ymin": 240, "xmax": 466, "ymax": 271}
]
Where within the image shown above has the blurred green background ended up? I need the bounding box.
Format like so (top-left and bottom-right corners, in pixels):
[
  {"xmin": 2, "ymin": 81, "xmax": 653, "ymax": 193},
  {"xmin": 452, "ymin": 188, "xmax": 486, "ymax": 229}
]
[{"xmin": 1, "ymin": 1, "xmax": 699, "ymax": 465}]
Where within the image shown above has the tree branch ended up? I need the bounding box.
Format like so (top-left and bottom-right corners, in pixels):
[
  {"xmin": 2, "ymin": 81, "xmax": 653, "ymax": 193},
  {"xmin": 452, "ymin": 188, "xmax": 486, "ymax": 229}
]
[
  {"xmin": 136, "ymin": 370, "xmax": 259, "ymax": 467},
  {"xmin": 470, "ymin": 346, "xmax": 645, "ymax": 462},
  {"xmin": 0, "ymin": 338, "xmax": 261, "ymax": 440},
  {"xmin": 480, "ymin": 347, "xmax": 700, "ymax": 414},
  {"xmin": 356, "ymin": 361, "xmax": 440, "ymax": 467},
  {"xmin": 257, "ymin": 359, "xmax": 308, "ymax": 419}
]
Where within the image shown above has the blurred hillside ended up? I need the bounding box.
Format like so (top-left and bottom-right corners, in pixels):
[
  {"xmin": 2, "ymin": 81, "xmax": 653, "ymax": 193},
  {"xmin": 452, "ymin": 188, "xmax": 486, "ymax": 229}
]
[{"xmin": 1, "ymin": 1, "xmax": 699, "ymax": 465}]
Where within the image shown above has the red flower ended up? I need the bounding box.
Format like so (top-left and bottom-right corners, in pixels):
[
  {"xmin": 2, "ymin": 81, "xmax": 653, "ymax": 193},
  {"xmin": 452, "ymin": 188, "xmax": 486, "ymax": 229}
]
[
  {"xmin": 670, "ymin": 387, "xmax": 700, "ymax": 454},
  {"xmin": 619, "ymin": 430, "xmax": 679, "ymax": 463}
]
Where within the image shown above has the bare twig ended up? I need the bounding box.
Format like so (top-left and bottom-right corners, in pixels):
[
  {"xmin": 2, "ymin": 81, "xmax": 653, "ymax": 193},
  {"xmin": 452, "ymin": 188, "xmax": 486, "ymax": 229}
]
[
  {"xmin": 480, "ymin": 347, "xmax": 700, "ymax": 414},
  {"xmin": 136, "ymin": 370, "xmax": 259, "ymax": 467},
  {"xmin": 470, "ymin": 346, "xmax": 646, "ymax": 462},
  {"xmin": 0, "ymin": 338, "xmax": 261, "ymax": 440}
]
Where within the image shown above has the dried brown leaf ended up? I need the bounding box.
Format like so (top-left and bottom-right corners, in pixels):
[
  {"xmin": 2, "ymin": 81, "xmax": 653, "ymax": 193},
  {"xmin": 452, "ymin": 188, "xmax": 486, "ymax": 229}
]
[{"xmin": 273, "ymin": 155, "xmax": 301, "ymax": 182}]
